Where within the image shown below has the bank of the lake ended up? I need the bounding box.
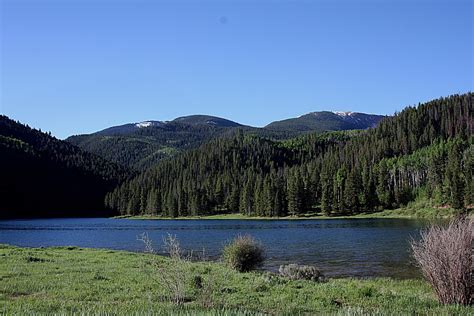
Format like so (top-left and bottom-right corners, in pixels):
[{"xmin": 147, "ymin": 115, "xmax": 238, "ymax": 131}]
[
  {"xmin": 117, "ymin": 205, "xmax": 462, "ymax": 220},
  {"xmin": 0, "ymin": 245, "xmax": 470, "ymax": 315}
]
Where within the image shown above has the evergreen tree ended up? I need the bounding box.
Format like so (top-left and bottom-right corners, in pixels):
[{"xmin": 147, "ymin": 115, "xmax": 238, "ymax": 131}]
[
  {"xmin": 444, "ymin": 141, "xmax": 465, "ymax": 209},
  {"xmin": 287, "ymin": 169, "xmax": 305, "ymax": 215},
  {"xmin": 376, "ymin": 160, "xmax": 392, "ymax": 208}
]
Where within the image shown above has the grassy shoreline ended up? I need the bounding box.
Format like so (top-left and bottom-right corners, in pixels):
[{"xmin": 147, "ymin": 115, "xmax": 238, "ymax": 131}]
[
  {"xmin": 1, "ymin": 244, "xmax": 471, "ymax": 314},
  {"xmin": 114, "ymin": 206, "xmax": 463, "ymax": 221}
]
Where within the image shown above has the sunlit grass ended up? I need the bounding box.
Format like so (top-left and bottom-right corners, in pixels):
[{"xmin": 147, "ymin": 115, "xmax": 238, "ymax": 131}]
[{"xmin": 0, "ymin": 244, "xmax": 471, "ymax": 314}]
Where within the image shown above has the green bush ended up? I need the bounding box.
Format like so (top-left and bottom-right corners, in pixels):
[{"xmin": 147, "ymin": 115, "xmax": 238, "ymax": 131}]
[{"xmin": 222, "ymin": 234, "xmax": 265, "ymax": 272}]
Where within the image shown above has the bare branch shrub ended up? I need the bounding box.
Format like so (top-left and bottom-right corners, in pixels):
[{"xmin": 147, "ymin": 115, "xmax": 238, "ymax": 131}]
[
  {"xmin": 138, "ymin": 232, "xmax": 154, "ymax": 253},
  {"xmin": 411, "ymin": 216, "xmax": 473, "ymax": 305},
  {"xmin": 138, "ymin": 232, "xmax": 189, "ymax": 305},
  {"xmin": 162, "ymin": 233, "xmax": 182, "ymax": 260}
]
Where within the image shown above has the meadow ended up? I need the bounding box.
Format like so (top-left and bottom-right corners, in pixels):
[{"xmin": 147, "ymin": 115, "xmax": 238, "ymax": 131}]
[{"xmin": 1, "ymin": 244, "xmax": 471, "ymax": 315}]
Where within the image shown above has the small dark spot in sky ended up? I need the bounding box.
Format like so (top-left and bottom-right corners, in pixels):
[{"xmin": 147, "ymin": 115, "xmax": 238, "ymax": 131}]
[{"xmin": 219, "ymin": 16, "xmax": 228, "ymax": 25}]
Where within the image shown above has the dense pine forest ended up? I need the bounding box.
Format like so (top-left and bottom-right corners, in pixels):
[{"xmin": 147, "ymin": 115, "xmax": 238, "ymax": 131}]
[
  {"xmin": 105, "ymin": 93, "xmax": 473, "ymax": 217},
  {"xmin": 0, "ymin": 116, "xmax": 130, "ymax": 218}
]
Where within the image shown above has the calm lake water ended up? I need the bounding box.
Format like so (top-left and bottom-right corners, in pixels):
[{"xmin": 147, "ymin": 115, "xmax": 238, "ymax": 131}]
[{"xmin": 0, "ymin": 218, "xmax": 434, "ymax": 278}]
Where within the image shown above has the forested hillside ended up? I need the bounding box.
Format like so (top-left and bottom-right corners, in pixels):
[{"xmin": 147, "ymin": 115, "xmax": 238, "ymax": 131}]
[
  {"xmin": 67, "ymin": 122, "xmax": 232, "ymax": 170},
  {"xmin": 0, "ymin": 116, "xmax": 130, "ymax": 218},
  {"xmin": 67, "ymin": 112, "xmax": 383, "ymax": 170},
  {"xmin": 105, "ymin": 93, "xmax": 473, "ymax": 217}
]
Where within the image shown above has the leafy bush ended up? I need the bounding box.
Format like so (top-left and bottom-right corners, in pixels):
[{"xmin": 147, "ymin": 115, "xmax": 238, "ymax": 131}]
[
  {"xmin": 411, "ymin": 216, "xmax": 473, "ymax": 305},
  {"xmin": 278, "ymin": 264, "xmax": 323, "ymax": 282},
  {"xmin": 223, "ymin": 234, "xmax": 265, "ymax": 272}
]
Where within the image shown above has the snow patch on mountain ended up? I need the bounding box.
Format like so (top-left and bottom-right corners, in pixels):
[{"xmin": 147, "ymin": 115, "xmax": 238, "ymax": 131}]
[
  {"xmin": 135, "ymin": 121, "xmax": 162, "ymax": 128},
  {"xmin": 332, "ymin": 111, "xmax": 354, "ymax": 117}
]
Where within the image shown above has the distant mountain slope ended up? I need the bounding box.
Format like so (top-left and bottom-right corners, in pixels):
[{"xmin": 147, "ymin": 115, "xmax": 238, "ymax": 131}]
[
  {"xmin": 67, "ymin": 112, "xmax": 384, "ymax": 170},
  {"xmin": 93, "ymin": 115, "xmax": 242, "ymax": 137},
  {"xmin": 67, "ymin": 120, "xmax": 239, "ymax": 170},
  {"xmin": 95, "ymin": 120, "xmax": 165, "ymax": 136},
  {"xmin": 0, "ymin": 115, "xmax": 130, "ymax": 218},
  {"xmin": 173, "ymin": 115, "xmax": 243, "ymax": 127},
  {"xmin": 265, "ymin": 111, "xmax": 385, "ymax": 132}
]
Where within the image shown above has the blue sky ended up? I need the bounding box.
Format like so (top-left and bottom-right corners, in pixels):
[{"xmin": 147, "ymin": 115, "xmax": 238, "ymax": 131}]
[{"xmin": 1, "ymin": 0, "xmax": 472, "ymax": 139}]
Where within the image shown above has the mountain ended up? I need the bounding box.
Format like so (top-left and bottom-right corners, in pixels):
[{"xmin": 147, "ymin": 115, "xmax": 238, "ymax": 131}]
[
  {"xmin": 105, "ymin": 93, "xmax": 473, "ymax": 217},
  {"xmin": 67, "ymin": 116, "xmax": 244, "ymax": 170},
  {"xmin": 265, "ymin": 111, "xmax": 385, "ymax": 132},
  {"xmin": 95, "ymin": 120, "xmax": 165, "ymax": 136},
  {"xmin": 94, "ymin": 115, "xmax": 242, "ymax": 137},
  {"xmin": 67, "ymin": 112, "xmax": 383, "ymax": 170},
  {"xmin": 0, "ymin": 115, "xmax": 130, "ymax": 218},
  {"xmin": 172, "ymin": 115, "xmax": 243, "ymax": 127}
]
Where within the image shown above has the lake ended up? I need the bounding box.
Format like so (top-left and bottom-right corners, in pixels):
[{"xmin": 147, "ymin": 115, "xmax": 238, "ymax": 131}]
[{"xmin": 0, "ymin": 218, "xmax": 433, "ymax": 278}]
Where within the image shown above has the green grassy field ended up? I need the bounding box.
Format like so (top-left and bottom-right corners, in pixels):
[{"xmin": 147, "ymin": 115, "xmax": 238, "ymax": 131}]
[{"xmin": 1, "ymin": 245, "xmax": 471, "ymax": 315}]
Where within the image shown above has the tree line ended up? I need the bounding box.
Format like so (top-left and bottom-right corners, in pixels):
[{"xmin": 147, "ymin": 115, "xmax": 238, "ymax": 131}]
[{"xmin": 105, "ymin": 93, "xmax": 473, "ymax": 217}]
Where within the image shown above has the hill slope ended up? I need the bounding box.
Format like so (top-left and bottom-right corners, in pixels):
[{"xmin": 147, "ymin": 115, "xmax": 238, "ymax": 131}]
[
  {"xmin": 0, "ymin": 115, "xmax": 130, "ymax": 218},
  {"xmin": 67, "ymin": 112, "xmax": 383, "ymax": 170},
  {"xmin": 67, "ymin": 119, "xmax": 240, "ymax": 170},
  {"xmin": 105, "ymin": 93, "xmax": 473, "ymax": 217}
]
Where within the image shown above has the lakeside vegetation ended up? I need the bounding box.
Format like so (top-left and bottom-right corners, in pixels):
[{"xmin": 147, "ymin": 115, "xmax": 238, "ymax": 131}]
[
  {"xmin": 1, "ymin": 244, "xmax": 471, "ymax": 315},
  {"xmin": 115, "ymin": 200, "xmax": 467, "ymax": 220}
]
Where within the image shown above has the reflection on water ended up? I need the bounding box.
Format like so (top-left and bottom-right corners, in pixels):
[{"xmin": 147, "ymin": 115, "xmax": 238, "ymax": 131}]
[{"xmin": 0, "ymin": 218, "xmax": 436, "ymax": 278}]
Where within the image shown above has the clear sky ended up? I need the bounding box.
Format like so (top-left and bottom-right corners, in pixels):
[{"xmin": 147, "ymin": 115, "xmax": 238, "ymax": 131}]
[{"xmin": 1, "ymin": 0, "xmax": 472, "ymax": 139}]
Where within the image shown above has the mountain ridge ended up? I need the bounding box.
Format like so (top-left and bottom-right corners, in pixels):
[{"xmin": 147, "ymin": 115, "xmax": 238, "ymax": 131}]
[
  {"xmin": 71, "ymin": 111, "xmax": 383, "ymax": 138},
  {"xmin": 265, "ymin": 111, "xmax": 385, "ymax": 132},
  {"xmin": 89, "ymin": 115, "xmax": 244, "ymax": 137},
  {"xmin": 66, "ymin": 111, "xmax": 384, "ymax": 169}
]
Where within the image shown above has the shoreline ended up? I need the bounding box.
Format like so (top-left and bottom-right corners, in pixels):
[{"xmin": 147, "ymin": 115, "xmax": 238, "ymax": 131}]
[{"xmin": 113, "ymin": 207, "xmax": 462, "ymax": 221}]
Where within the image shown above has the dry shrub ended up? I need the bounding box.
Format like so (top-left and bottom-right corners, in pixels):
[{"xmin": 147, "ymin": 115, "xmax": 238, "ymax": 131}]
[
  {"xmin": 138, "ymin": 233, "xmax": 189, "ymax": 305},
  {"xmin": 223, "ymin": 234, "xmax": 265, "ymax": 272},
  {"xmin": 279, "ymin": 264, "xmax": 324, "ymax": 282},
  {"xmin": 411, "ymin": 216, "xmax": 473, "ymax": 305}
]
